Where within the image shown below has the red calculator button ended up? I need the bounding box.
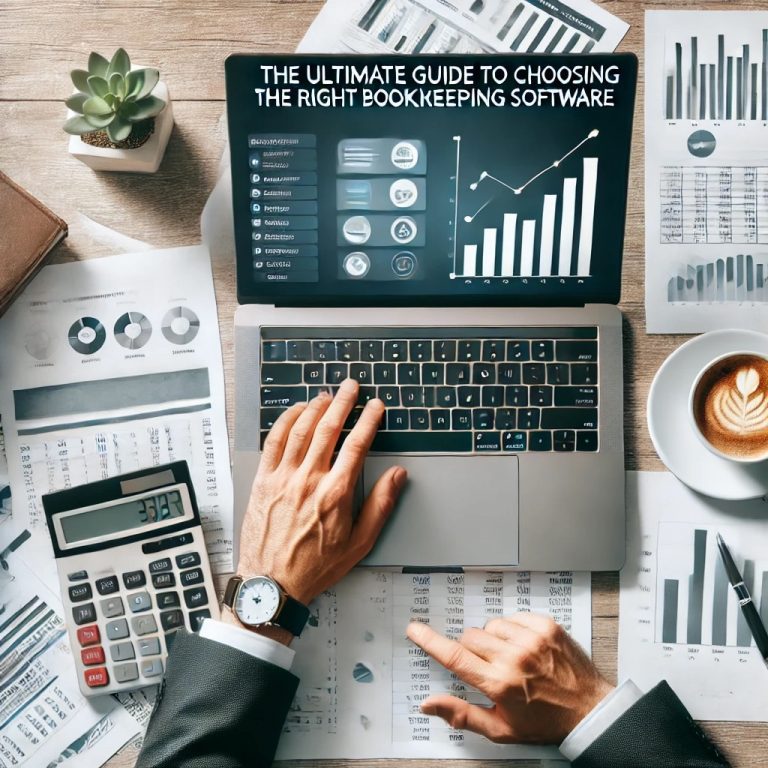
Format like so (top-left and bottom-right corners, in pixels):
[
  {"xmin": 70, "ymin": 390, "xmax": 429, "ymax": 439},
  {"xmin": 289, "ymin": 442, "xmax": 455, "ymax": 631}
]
[
  {"xmin": 77, "ymin": 625, "xmax": 100, "ymax": 647},
  {"xmin": 84, "ymin": 667, "xmax": 109, "ymax": 688},
  {"xmin": 81, "ymin": 646, "xmax": 105, "ymax": 666}
]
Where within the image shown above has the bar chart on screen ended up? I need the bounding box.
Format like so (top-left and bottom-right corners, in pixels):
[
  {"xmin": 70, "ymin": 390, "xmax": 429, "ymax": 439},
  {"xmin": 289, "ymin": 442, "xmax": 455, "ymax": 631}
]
[
  {"xmin": 655, "ymin": 523, "xmax": 768, "ymax": 649},
  {"xmin": 450, "ymin": 132, "xmax": 599, "ymax": 280},
  {"xmin": 666, "ymin": 254, "xmax": 768, "ymax": 303},
  {"xmin": 663, "ymin": 27, "xmax": 768, "ymax": 121}
]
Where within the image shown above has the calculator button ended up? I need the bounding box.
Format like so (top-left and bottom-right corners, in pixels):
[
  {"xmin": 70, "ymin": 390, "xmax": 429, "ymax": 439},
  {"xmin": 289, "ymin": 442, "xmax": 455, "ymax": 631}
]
[
  {"xmin": 84, "ymin": 667, "xmax": 109, "ymax": 688},
  {"xmin": 138, "ymin": 637, "xmax": 161, "ymax": 657},
  {"xmin": 96, "ymin": 575, "xmax": 119, "ymax": 595},
  {"xmin": 157, "ymin": 591, "xmax": 180, "ymax": 609},
  {"xmin": 149, "ymin": 557, "xmax": 173, "ymax": 573},
  {"xmin": 141, "ymin": 658, "xmax": 164, "ymax": 678},
  {"xmin": 175, "ymin": 552, "xmax": 201, "ymax": 569},
  {"xmin": 73, "ymin": 603, "xmax": 97, "ymax": 626},
  {"xmin": 128, "ymin": 592, "xmax": 152, "ymax": 613},
  {"xmin": 110, "ymin": 641, "xmax": 136, "ymax": 662},
  {"xmin": 141, "ymin": 541, "xmax": 160, "ymax": 554},
  {"xmin": 114, "ymin": 662, "xmax": 139, "ymax": 684},
  {"xmin": 183, "ymin": 587, "xmax": 208, "ymax": 609},
  {"xmin": 68, "ymin": 570, "xmax": 88, "ymax": 581},
  {"xmin": 151, "ymin": 572, "xmax": 176, "ymax": 589},
  {"xmin": 100, "ymin": 596, "xmax": 124, "ymax": 618},
  {"xmin": 77, "ymin": 625, "xmax": 100, "ymax": 646},
  {"xmin": 106, "ymin": 618, "xmax": 130, "ymax": 641},
  {"xmin": 189, "ymin": 609, "xmax": 212, "ymax": 632},
  {"xmin": 68, "ymin": 583, "xmax": 92, "ymax": 603},
  {"xmin": 160, "ymin": 609, "xmax": 184, "ymax": 632},
  {"xmin": 180, "ymin": 568, "xmax": 204, "ymax": 587},
  {"xmin": 122, "ymin": 570, "xmax": 146, "ymax": 589},
  {"xmin": 132, "ymin": 614, "xmax": 158, "ymax": 636},
  {"xmin": 145, "ymin": 532, "xmax": 193, "ymax": 554},
  {"xmin": 81, "ymin": 646, "xmax": 105, "ymax": 666}
]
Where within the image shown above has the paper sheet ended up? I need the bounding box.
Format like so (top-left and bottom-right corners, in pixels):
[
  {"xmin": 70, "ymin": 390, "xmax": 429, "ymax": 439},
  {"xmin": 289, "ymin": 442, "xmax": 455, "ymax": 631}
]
[
  {"xmin": 0, "ymin": 246, "xmax": 234, "ymax": 572},
  {"xmin": 0, "ymin": 528, "xmax": 142, "ymax": 768},
  {"xmin": 645, "ymin": 11, "xmax": 768, "ymax": 333},
  {"xmin": 298, "ymin": 0, "xmax": 628, "ymax": 55},
  {"xmin": 277, "ymin": 569, "xmax": 590, "ymax": 759},
  {"xmin": 619, "ymin": 471, "xmax": 768, "ymax": 722}
]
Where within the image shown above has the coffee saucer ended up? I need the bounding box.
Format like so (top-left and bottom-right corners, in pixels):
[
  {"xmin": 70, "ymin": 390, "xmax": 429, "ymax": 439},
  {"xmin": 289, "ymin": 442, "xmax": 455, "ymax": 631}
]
[{"xmin": 647, "ymin": 329, "xmax": 768, "ymax": 500}]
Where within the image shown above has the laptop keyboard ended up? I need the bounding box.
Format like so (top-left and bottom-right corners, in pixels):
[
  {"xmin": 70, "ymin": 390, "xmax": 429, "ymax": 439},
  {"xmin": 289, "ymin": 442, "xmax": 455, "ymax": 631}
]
[{"xmin": 259, "ymin": 327, "xmax": 598, "ymax": 454}]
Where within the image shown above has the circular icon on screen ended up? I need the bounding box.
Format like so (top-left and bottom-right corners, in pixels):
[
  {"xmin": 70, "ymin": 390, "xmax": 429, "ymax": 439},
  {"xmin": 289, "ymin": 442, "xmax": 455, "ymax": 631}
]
[
  {"xmin": 392, "ymin": 252, "xmax": 416, "ymax": 278},
  {"xmin": 687, "ymin": 129, "xmax": 717, "ymax": 158},
  {"xmin": 114, "ymin": 312, "xmax": 152, "ymax": 350},
  {"xmin": 343, "ymin": 252, "xmax": 371, "ymax": 279},
  {"xmin": 391, "ymin": 216, "xmax": 418, "ymax": 245},
  {"xmin": 389, "ymin": 179, "xmax": 419, "ymax": 208},
  {"xmin": 162, "ymin": 306, "xmax": 200, "ymax": 345},
  {"xmin": 68, "ymin": 317, "xmax": 106, "ymax": 355},
  {"xmin": 342, "ymin": 216, "xmax": 372, "ymax": 245},
  {"xmin": 391, "ymin": 141, "xmax": 419, "ymax": 170}
]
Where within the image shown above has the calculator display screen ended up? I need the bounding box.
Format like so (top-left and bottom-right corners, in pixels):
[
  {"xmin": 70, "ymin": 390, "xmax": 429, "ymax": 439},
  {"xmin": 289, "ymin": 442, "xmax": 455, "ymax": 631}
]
[{"xmin": 60, "ymin": 491, "xmax": 185, "ymax": 544}]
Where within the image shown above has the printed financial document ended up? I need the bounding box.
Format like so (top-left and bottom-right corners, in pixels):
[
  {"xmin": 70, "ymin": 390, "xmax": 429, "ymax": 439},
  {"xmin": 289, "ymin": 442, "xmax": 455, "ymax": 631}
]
[
  {"xmin": 0, "ymin": 246, "xmax": 234, "ymax": 572},
  {"xmin": 299, "ymin": 0, "xmax": 628, "ymax": 55},
  {"xmin": 277, "ymin": 569, "xmax": 590, "ymax": 760},
  {"xmin": 645, "ymin": 11, "xmax": 768, "ymax": 333}
]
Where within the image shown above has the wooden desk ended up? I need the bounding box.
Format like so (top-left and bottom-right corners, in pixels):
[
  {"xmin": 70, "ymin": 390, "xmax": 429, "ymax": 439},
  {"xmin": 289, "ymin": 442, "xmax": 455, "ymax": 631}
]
[{"xmin": 2, "ymin": 1, "xmax": 767, "ymax": 765}]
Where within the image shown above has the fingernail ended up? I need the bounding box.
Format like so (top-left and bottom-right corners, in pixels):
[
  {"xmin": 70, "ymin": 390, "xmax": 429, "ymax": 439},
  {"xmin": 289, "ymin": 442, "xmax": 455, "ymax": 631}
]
[
  {"xmin": 365, "ymin": 397, "xmax": 384, "ymax": 411},
  {"xmin": 340, "ymin": 378, "xmax": 358, "ymax": 393}
]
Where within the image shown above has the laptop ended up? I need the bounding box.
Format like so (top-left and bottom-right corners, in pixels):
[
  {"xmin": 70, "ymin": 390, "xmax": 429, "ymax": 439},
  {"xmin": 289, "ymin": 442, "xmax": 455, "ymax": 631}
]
[{"xmin": 225, "ymin": 53, "xmax": 637, "ymax": 571}]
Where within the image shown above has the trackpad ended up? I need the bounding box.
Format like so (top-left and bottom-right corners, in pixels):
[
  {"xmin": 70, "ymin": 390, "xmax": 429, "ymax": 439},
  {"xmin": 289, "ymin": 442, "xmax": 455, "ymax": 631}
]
[{"xmin": 360, "ymin": 456, "xmax": 519, "ymax": 568}]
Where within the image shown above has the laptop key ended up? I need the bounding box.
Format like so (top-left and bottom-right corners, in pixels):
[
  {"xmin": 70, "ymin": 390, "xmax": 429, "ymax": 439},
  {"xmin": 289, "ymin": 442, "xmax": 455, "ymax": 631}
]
[
  {"xmin": 430, "ymin": 410, "xmax": 451, "ymax": 430},
  {"xmin": 410, "ymin": 340, "xmax": 432, "ymax": 361},
  {"xmin": 557, "ymin": 341, "xmax": 598, "ymax": 362},
  {"xmin": 326, "ymin": 363, "xmax": 348, "ymax": 384},
  {"xmin": 446, "ymin": 363, "xmax": 470, "ymax": 385},
  {"xmin": 373, "ymin": 363, "xmax": 396, "ymax": 383},
  {"xmin": 260, "ymin": 408, "xmax": 287, "ymax": 430},
  {"xmin": 457, "ymin": 386, "xmax": 481, "ymax": 407},
  {"xmin": 532, "ymin": 341, "xmax": 554, "ymax": 361},
  {"xmin": 555, "ymin": 386, "xmax": 598, "ymax": 407},
  {"xmin": 503, "ymin": 431, "xmax": 527, "ymax": 451},
  {"xmin": 495, "ymin": 408, "xmax": 516, "ymax": 430},
  {"xmin": 287, "ymin": 340, "xmax": 312, "ymax": 360},
  {"xmin": 541, "ymin": 408, "xmax": 598, "ymax": 430},
  {"xmin": 518, "ymin": 408, "xmax": 541, "ymax": 430},
  {"xmin": 577, "ymin": 431, "xmax": 599, "ymax": 451},
  {"xmin": 357, "ymin": 386, "xmax": 377, "ymax": 405},
  {"xmin": 410, "ymin": 410, "xmax": 429, "ymax": 429},
  {"xmin": 337, "ymin": 340, "xmax": 359, "ymax": 361},
  {"xmin": 378, "ymin": 386, "xmax": 400, "ymax": 406},
  {"xmin": 350, "ymin": 363, "xmax": 372, "ymax": 383},
  {"xmin": 387, "ymin": 410, "xmax": 409, "ymax": 430},
  {"xmin": 261, "ymin": 386, "xmax": 307, "ymax": 407},
  {"xmin": 434, "ymin": 340, "xmax": 456, "ymax": 361},
  {"xmin": 530, "ymin": 431, "xmax": 553, "ymax": 451},
  {"xmin": 547, "ymin": 363, "xmax": 570, "ymax": 385},
  {"xmin": 531, "ymin": 386, "xmax": 553, "ymax": 407},
  {"xmin": 384, "ymin": 340, "xmax": 407, "ymax": 361},
  {"xmin": 313, "ymin": 341, "xmax": 337, "ymax": 361},
  {"xmin": 474, "ymin": 432, "xmax": 501, "ymax": 452},
  {"xmin": 522, "ymin": 363, "xmax": 545, "ymax": 384},
  {"xmin": 498, "ymin": 363, "xmax": 521, "ymax": 384},
  {"xmin": 482, "ymin": 386, "xmax": 504, "ymax": 407},
  {"xmin": 262, "ymin": 341, "xmax": 286, "ymax": 361},
  {"xmin": 371, "ymin": 432, "xmax": 472, "ymax": 452},
  {"xmin": 303, "ymin": 362, "xmax": 323, "ymax": 383},
  {"xmin": 262, "ymin": 364, "xmax": 301, "ymax": 385},
  {"xmin": 452, "ymin": 409, "xmax": 472, "ymax": 430},
  {"xmin": 483, "ymin": 340, "xmax": 505, "ymax": 361},
  {"xmin": 436, "ymin": 387, "xmax": 457, "ymax": 407},
  {"xmin": 458, "ymin": 340, "xmax": 481, "ymax": 361},
  {"xmin": 472, "ymin": 409, "xmax": 494, "ymax": 430},
  {"xmin": 506, "ymin": 386, "xmax": 528, "ymax": 407},
  {"xmin": 361, "ymin": 340, "xmax": 383, "ymax": 361},
  {"xmin": 571, "ymin": 364, "xmax": 598, "ymax": 385},
  {"xmin": 554, "ymin": 430, "xmax": 576, "ymax": 451},
  {"xmin": 507, "ymin": 341, "xmax": 530, "ymax": 361},
  {"xmin": 473, "ymin": 363, "xmax": 496, "ymax": 384},
  {"xmin": 398, "ymin": 363, "xmax": 420, "ymax": 385},
  {"xmin": 402, "ymin": 387, "xmax": 425, "ymax": 407},
  {"xmin": 422, "ymin": 363, "xmax": 444, "ymax": 385}
]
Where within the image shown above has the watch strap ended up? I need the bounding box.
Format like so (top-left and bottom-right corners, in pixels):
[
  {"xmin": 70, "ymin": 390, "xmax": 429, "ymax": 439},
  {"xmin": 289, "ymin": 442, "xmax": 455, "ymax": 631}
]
[{"xmin": 223, "ymin": 575, "xmax": 243, "ymax": 609}]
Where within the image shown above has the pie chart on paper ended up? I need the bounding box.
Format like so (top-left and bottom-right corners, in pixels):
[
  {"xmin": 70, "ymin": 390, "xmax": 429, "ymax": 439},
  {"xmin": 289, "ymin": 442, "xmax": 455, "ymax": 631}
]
[
  {"xmin": 161, "ymin": 306, "xmax": 200, "ymax": 345},
  {"xmin": 68, "ymin": 317, "xmax": 106, "ymax": 355},
  {"xmin": 114, "ymin": 311, "xmax": 152, "ymax": 349},
  {"xmin": 687, "ymin": 130, "xmax": 717, "ymax": 158}
]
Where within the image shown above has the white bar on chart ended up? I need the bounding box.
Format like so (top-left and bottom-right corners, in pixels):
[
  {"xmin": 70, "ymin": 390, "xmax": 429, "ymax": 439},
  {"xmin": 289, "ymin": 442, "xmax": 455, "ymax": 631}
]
[
  {"xmin": 577, "ymin": 157, "xmax": 599, "ymax": 277},
  {"xmin": 463, "ymin": 244, "xmax": 478, "ymax": 277},
  {"xmin": 501, "ymin": 214, "xmax": 517, "ymax": 277},
  {"xmin": 539, "ymin": 195, "xmax": 557, "ymax": 277},
  {"xmin": 521, "ymin": 220, "xmax": 536, "ymax": 276},
  {"xmin": 559, "ymin": 178, "xmax": 577, "ymax": 276},
  {"xmin": 482, "ymin": 228, "xmax": 497, "ymax": 277}
]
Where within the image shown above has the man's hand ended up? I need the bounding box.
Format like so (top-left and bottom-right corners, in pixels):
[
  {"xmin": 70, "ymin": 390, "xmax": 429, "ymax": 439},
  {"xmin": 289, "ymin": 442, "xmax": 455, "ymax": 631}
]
[
  {"xmin": 407, "ymin": 613, "xmax": 613, "ymax": 745},
  {"xmin": 237, "ymin": 378, "xmax": 406, "ymax": 607}
]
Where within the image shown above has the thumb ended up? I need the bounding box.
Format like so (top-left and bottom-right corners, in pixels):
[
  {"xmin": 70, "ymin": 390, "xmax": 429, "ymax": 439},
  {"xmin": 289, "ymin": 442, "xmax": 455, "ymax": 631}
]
[
  {"xmin": 350, "ymin": 466, "xmax": 406, "ymax": 556},
  {"xmin": 421, "ymin": 695, "xmax": 504, "ymax": 741}
]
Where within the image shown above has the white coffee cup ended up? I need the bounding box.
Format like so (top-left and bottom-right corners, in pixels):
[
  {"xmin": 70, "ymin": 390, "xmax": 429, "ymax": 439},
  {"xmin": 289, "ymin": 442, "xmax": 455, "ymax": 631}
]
[{"xmin": 689, "ymin": 350, "xmax": 768, "ymax": 464}]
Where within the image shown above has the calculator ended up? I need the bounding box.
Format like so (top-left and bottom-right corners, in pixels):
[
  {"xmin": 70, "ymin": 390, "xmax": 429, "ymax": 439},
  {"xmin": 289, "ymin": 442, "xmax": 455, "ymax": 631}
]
[{"xmin": 43, "ymin": 461, "xmax": 220, "ymax": 696}]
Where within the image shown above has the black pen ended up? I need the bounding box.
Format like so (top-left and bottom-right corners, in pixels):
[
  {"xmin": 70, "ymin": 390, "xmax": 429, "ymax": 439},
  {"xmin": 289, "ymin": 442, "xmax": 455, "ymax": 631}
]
[{"xmin": 716, "ymin": 533, "xmax": 768, "ymax": 663}]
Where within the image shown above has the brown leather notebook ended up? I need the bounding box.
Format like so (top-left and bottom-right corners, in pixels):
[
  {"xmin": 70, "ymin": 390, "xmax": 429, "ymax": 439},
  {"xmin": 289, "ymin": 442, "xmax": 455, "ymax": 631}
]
[{"xmin": 0, "ymin": 171, "xmax": 68, "ymax": 317}]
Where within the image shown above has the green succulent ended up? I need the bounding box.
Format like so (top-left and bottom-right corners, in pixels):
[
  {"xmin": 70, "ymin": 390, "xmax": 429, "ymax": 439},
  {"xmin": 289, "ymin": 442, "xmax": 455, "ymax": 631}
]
[{"xmin": 63, "ymin": 48, "xmax": 165, "ymax": 143}]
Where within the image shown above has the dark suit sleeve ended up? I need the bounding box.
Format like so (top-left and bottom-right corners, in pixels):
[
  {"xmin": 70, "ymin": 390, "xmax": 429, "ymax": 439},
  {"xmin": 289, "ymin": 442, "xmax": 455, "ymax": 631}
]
[
  {"xmin": 135, "ymin": 630, "xmax": 299, "ymax": 768},
  {"xmin": 573, "ymin": 681, "xmax": 730, "ymax": 768}
]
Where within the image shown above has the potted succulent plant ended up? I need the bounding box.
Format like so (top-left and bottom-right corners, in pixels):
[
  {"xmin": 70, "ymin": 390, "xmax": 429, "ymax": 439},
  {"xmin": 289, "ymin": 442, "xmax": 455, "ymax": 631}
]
[{"xmin": 64, "ymin": 48, "xmax": 174, "ymax": 173}]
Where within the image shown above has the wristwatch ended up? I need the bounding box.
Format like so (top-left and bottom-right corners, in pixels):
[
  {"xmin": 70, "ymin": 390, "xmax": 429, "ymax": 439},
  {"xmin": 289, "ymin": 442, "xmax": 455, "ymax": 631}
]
[{"xmin": 222, "ymin": 575, "xmax": 310, "ymax": 637}]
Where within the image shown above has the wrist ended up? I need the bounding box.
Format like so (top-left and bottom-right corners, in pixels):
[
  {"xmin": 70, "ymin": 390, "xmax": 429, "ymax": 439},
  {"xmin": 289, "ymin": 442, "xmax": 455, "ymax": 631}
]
[{"xmin": 220, "ymin": 605, "xmax": 294, "ymax": 646}]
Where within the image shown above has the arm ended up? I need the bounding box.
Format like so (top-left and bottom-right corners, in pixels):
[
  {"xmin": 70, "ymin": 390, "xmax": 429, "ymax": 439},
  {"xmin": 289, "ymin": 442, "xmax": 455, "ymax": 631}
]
[
  {"xmin": 137, "ymin": 380, "xmax": 406, "ymax": 768},
  {"xmin": 407, "ymin": 615, "xmax": 730, "ymax": 767}
]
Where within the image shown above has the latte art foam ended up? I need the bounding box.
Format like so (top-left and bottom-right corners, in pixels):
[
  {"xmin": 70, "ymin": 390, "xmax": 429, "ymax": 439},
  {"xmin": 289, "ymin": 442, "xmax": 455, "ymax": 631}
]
[{"xmin": 694, "ymin": 354, "xmax": 768, "ymax": 459}]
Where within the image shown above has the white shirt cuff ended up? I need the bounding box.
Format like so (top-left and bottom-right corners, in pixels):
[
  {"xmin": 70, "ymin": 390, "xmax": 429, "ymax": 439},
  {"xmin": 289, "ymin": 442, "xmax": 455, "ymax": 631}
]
[
  {"xmin": 199, "ymin": 618, "xmax": 295, "ymax": 671},
  {"xmin": 559, "ymin": 680, "xmax": 643, "ymax": 761}
]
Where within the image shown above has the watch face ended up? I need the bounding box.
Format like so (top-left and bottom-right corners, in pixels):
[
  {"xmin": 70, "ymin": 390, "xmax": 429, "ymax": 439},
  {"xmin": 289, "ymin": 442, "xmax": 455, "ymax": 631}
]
[{"xmin": 235, "ymin": 577, "xmax": 282, "ymax": 626}]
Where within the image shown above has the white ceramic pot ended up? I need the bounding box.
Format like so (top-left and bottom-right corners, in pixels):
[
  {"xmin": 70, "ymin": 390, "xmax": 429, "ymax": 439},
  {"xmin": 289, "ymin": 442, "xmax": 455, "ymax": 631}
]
[{"xmin": 67, "ymin": 80, "xmax": 174, "ymax": 173}]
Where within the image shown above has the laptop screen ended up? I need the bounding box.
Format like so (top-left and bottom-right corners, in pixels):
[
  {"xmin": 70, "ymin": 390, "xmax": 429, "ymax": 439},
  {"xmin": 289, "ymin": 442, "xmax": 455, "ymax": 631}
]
[{"xmin": 226, "ymin": 54, "xmax": 636, "ymax": 306}]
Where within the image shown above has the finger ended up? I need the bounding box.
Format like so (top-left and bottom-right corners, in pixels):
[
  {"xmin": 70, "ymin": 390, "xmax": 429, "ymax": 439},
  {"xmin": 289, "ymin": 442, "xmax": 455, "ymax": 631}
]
[
  {"xmin": 260, "ymin": 403, "xmax": 307, "ymax": 471},
  {"xmin": 331, "ymin": 397, "xmax": 385, "ymax": 481},
  {"xmin": 504, "ymin": 612, "xmax": 564, "ymax": 641},
  {"xmin": 459, "ymin": 626, "xmax": 513, "ymax": 663},
  {"xmin": 484, "ymin": 617, "xmax": 539, "ymax": 646},
  {"xmin": 406, "ymin": 621, "xmax": 496, "ymax": 696},
  {"xmin": 350, "ymin": 466, "xmax": 407, "ymax": 558},
  {"xmin": 420, "ymin": 695, "xmax": 506, "ymax": 741},
  {"xmin": 280, "ymin": 393, "xmax": 333, "ymax": 466},
  {"xmin": 302, "ymin": 378, "xmax": 359, "ymax": 469}
]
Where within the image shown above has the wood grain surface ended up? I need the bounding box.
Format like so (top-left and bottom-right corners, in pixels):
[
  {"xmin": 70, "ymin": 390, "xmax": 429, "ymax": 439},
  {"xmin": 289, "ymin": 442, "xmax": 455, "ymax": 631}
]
[{"xmin": 1, "ymin": 1, "xmax": 767, "ymax": 765}]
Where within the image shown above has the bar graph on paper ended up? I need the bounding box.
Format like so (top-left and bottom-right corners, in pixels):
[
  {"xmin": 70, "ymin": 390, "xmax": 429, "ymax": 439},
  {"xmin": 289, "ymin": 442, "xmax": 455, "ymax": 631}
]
[
  {"xmin": 664, "ymin": 28, "xmax": 768, "ymax": 121},
  {"xmin": 667, "ymin": 254, "xmax": 768, "ymax": 303},
  {"xmin": 655, "ymin": 523, "xmax": 768, "ymax": 648},
  {"xmin": 450, "ymin": 132, "xmax": 599, "ymax": 280}
]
